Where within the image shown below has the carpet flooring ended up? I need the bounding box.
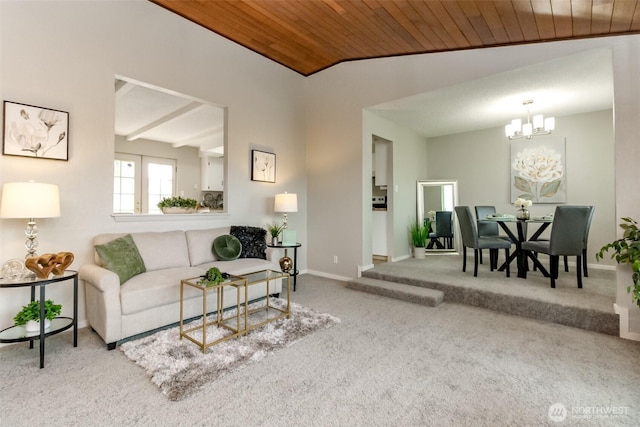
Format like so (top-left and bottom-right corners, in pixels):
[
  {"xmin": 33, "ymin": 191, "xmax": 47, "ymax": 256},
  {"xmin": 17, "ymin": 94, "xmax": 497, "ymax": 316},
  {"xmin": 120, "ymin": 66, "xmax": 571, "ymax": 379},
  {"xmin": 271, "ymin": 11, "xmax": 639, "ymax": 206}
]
[
  {"xmin": 361, "ymin": 255, "xmax": 618, "ymax": 335},
  {"xmin": 0, "ymin": 274, "xmax": 638, "ymax": 426},
  {"xmin": 120, "ymin": 298, "xmax": 340, "ymax": 401}
]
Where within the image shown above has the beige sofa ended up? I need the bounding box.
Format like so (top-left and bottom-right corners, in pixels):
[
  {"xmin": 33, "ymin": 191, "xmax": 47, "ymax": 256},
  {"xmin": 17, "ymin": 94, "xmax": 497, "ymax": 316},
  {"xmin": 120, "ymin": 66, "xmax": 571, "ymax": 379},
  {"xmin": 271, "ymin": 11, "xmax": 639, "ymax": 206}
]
[{"xmin": 79, "ymin": 227, "xmax": 281, "ymax": 349}]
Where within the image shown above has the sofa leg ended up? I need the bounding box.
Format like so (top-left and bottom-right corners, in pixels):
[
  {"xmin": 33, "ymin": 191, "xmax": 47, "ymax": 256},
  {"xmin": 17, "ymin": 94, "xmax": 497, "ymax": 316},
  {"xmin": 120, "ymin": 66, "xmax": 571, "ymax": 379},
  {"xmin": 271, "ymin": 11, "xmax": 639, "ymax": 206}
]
[{"xmin": 107, "ymin": 342, "xmax": 117, "ymax": 351}]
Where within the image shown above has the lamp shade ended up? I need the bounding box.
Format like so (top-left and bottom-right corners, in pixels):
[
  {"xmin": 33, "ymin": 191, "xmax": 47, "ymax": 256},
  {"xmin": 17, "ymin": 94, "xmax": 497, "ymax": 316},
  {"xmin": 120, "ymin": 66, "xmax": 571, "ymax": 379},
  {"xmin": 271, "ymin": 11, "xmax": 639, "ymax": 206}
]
[
  {"xmin": 274, "ymin": 192, "xmax": 298, "ymax": 213},
  {"xmin": 0, "ymin": 182, "xmax": 60, "ymax": 218}
]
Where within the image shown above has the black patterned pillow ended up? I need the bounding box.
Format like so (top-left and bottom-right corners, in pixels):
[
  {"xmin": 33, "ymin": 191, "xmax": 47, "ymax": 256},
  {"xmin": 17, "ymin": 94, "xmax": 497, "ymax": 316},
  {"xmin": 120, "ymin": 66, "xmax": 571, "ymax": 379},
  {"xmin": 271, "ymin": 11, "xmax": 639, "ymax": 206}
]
[{"xmin": 229, "ymin": 226, "xmax": 267, "ymax": 259}]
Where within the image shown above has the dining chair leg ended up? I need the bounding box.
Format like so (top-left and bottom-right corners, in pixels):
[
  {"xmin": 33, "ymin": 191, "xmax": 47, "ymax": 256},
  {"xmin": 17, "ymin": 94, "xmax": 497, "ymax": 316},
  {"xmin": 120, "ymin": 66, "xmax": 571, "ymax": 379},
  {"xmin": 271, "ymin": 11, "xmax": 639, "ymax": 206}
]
[
  {"xmin": 582, "ymin": 248, "xmax": 589, "ymax": 277},
  {"xmin": 550, "ymin": 256, "xmax": 558, "ymax": 288},
  {"xmin": 563, "ymin": 255, "xmax": 569, "ymax": 272},
  {"xmin": 576, "ymin": 255, "xmax": 583, "ymax": 288},
  {"xmin": 489, "ymin": 249, "xmax": 498, "ymax": 271},
  {"xmin": 462, "ymin": 246, "xmax": 467, "ymax": 272},
  {"xmin": 473, "ymin": 249, "xmax": 479, "ymax": 277},
  {"xmin": 479, "ymin": 249, "xmax": 484, "ymax": 264}
]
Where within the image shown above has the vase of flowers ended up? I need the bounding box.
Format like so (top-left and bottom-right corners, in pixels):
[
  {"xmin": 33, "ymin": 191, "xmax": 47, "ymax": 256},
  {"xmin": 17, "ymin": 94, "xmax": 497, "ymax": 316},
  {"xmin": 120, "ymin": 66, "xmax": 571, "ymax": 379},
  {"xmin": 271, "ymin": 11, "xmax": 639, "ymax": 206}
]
[{"xmin": 514, "ymin": 198, "xmax": 532, "ymax": 220}]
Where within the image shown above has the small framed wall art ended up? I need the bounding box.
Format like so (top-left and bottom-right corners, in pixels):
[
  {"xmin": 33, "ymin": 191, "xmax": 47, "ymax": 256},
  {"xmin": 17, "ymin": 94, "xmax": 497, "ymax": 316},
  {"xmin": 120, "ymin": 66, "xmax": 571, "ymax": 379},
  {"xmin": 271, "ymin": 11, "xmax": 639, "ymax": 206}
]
[
  {"xmin": 251, "ymin": 149, "xmax": 276, "ymax": 183},
  {"xmin": 3, "ymin": 100, "xmax": 69, "ymax": 161}
]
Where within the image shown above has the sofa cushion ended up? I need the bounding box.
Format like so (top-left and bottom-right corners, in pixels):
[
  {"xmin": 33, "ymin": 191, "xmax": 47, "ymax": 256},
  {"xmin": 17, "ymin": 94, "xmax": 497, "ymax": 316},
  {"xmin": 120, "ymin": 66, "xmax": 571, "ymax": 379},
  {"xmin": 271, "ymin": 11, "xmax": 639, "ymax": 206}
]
[
  {"xmin": 195, "ymin": 257, "xmax": 277, "ymax": 276},
  {"xmin": 94, "ymin": 234, "xmax": 146, "ymax": 285},
  {"xmin": 120, "ymin": 266, "xmax": 204, "ymax": 315},
  {"xmin": 130, "ymin": 231, "xmax": 190, "ymax": 271},
  {"xmin": 230, "ymin": 226, "xmax": 267, "ymax": 259},
  {"xmin": 212, "ymin": 234, "xmax": 242, "ymax": 261},
  {"xmin": 185, "ymin": 227, "xmax": 230, "ymax": 265}
]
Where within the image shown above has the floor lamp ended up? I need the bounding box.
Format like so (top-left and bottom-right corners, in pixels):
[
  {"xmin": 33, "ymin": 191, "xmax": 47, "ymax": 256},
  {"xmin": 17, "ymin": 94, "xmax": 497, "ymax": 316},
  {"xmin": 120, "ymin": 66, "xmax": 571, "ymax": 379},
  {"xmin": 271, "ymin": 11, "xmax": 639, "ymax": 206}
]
[{"xmin": 0, "ymin": 181, "xmax": 61, "ymax": 259}]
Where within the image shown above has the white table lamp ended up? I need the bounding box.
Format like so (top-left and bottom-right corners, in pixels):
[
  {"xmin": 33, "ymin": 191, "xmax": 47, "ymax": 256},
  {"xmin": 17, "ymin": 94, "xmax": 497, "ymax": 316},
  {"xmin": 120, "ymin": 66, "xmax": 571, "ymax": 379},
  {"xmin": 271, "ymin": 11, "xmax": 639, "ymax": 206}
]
[
  {"xmin": 0, "ymin": 181, "xmax": 61, "ymax": 258},
  {"xmin": 274, "ymin": 192, "xmax": 297, "ymax": 229}
]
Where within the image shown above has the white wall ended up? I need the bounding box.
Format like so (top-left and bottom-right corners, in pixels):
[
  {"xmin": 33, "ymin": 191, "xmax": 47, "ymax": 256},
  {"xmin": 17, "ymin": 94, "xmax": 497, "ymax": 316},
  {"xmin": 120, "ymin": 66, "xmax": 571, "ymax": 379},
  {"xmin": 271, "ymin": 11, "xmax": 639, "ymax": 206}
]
[
  {"xmin": 0, "ymin": 1, "xmax": 306, "ymax": 331},
  {"xmin": 426, "ymin": 109, "xmax": 615, "ymax": 269},
  {"xmin": 363, "ymin": 111, "xmax": 428, "ymax": 265}
]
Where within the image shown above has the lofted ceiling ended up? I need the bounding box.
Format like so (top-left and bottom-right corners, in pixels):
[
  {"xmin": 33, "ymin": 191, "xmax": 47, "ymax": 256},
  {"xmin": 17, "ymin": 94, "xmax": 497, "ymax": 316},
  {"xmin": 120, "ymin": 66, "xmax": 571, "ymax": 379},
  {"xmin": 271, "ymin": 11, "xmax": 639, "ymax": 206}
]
[
  {"xmin": 151, "ymin": 0, "xmax": 640, "ymax": 76},
  {"xmin": 133, "ymin": 1, "xmax": 630, "ymax": 148}
]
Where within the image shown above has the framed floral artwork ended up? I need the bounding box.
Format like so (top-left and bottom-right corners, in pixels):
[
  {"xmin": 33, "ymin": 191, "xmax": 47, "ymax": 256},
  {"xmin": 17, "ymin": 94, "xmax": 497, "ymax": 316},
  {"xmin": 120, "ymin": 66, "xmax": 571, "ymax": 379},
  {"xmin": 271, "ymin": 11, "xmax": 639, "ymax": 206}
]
[
  {"xmin": 510, "ymin": 137, "xmax": 566, "ymax": 203},
  {"xmin": 2, "ymin": 101, "xmax": 69, "ymax": 161},
  {"xmin": 251, "ymin": 149, "xmax": 276, "ymax": 183}
]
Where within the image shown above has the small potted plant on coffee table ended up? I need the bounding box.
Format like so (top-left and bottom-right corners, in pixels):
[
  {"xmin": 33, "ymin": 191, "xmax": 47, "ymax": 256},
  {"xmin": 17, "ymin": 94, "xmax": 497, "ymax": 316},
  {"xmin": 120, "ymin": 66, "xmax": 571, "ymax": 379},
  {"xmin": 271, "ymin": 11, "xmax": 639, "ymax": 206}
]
[{"xmin": 14, "ymin": 299, "xmax": 62, "ymax": 332}]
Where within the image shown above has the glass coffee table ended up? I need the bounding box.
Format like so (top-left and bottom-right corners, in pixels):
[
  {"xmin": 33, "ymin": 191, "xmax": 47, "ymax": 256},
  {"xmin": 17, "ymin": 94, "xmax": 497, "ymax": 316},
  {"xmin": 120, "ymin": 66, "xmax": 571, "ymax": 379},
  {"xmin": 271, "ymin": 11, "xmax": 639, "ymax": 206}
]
[
  {"xmin": 179, "ymin": 274, "xmax": 247, "ymax": 353},
  {"xmin": 241, "ymin": 269, "xmax": 291, "ymax": 333},
  {"xmin": 179, "ymin": 269, "xmax": 290, "ymax": 353}
]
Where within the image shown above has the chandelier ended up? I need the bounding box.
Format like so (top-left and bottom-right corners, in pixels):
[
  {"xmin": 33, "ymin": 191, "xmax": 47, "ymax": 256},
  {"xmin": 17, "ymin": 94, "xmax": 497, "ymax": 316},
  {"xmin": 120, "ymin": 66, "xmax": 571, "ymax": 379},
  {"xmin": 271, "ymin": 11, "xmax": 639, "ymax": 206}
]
[{"xmin": 505, "ymin": 100, "xmax": 555, "ymax": 140}]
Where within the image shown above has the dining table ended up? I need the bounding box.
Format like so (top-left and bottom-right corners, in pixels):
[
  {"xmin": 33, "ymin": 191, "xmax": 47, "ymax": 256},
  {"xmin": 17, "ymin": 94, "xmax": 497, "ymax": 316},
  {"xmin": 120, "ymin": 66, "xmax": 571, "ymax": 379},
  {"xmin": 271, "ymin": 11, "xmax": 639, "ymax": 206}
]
[{"xmin": 481, "ymin": 215, "xmax": 554, "ymax": 278}]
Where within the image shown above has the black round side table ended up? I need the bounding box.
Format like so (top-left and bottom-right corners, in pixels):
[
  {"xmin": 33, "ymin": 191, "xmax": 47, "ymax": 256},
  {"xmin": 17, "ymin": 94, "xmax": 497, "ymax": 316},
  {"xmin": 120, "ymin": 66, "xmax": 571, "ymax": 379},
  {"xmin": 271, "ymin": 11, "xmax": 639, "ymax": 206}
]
[
  {"xmin": 0, "ymin": 270, "xmax": 78, "ymax": 368},
  {"xmin": 267, "ymin": 243, "xmax": 301, "ymax": 291}
]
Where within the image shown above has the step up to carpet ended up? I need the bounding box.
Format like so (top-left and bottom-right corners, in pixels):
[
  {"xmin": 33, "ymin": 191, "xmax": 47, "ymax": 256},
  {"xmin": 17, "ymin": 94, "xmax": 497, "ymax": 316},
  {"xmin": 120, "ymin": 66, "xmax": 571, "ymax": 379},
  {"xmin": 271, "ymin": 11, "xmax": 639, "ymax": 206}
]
[{"xmin": 347, "ymin": 277, "xmax": 444, "ymax": 307}]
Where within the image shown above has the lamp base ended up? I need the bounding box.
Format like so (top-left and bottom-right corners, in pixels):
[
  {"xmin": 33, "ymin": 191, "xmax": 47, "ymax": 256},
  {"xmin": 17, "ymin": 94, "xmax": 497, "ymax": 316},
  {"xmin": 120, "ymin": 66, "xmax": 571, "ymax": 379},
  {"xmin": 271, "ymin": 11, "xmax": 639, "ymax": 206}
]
[{"xmin": 279, "ymin": 256, "xmax": 293, "ymax": 273}]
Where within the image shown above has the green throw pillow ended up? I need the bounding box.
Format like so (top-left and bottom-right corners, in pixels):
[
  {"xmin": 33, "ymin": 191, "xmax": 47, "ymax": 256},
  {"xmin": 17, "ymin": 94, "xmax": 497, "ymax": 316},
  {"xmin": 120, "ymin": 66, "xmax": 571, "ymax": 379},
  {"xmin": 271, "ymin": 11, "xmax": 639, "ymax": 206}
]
[
  {"xmin": 212, "ymin": 234, "xmax": 242, "ymax": 261},
  {"xmin": 95, "ymin": 234, "xmax": 146, "ymax": 285}
]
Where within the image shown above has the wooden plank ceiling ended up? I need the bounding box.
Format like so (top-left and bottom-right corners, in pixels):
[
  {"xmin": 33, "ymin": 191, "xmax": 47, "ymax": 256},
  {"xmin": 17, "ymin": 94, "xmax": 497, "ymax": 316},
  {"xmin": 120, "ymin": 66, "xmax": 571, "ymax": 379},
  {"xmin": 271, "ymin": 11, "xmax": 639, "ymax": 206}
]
[{"xmin": 151, "ymin": 0, "xmax": 640, "ymax": 76}]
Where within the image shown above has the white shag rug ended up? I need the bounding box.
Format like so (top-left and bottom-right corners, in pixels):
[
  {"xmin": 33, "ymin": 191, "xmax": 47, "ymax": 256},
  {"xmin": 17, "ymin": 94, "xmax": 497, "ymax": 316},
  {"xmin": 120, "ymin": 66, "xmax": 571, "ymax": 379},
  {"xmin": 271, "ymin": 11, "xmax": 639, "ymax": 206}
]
[{"xmin": 120, "ymin": 298, "xmax": 340, "ymax": 401}]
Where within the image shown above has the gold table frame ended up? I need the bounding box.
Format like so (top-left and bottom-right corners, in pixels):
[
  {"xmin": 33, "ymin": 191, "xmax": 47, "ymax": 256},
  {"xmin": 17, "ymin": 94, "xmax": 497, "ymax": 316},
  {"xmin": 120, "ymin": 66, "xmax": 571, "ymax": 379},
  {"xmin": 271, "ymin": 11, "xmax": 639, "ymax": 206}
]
[
  {"xmin": 179, "ymin": 269, "xmax": 290, "ymax": 353},
  {"xmin": 241, "ymin": 270, "xmax": 291, "ymax": 333},
  {"xmin": 179, "ymin": 274, "xmax": 247, "ymax": 353}
]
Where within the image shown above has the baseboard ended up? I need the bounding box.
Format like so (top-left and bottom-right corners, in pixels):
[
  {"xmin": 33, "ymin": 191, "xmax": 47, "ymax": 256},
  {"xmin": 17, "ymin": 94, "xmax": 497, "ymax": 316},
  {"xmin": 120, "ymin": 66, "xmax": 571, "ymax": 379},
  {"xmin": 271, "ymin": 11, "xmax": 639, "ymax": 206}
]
[{"xmin": 305, "ymin": 269, "xmax": 351, "ymax": 282}]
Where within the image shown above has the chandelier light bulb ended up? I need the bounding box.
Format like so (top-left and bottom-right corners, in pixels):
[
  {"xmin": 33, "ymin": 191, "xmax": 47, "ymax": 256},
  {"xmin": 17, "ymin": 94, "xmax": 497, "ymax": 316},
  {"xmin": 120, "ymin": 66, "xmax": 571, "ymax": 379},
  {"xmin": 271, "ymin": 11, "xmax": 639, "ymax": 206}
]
[{"xmin": 505, "ymin": 100, "xmax": 555, "ymax": 140}]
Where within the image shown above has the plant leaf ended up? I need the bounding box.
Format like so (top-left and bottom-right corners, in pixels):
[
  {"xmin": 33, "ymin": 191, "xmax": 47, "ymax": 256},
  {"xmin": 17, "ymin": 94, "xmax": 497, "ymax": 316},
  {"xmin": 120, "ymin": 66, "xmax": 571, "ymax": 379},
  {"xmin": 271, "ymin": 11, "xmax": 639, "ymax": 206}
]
[{"xmin": 540, "ymin": 179, "xmax": 561, "ymax": 198}]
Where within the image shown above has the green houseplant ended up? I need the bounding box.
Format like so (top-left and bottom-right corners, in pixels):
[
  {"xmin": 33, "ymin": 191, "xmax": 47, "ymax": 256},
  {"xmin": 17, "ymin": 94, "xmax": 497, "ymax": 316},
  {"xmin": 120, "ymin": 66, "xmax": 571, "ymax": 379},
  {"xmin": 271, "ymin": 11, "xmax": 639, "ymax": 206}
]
[
  {"xmin": 596, "ymin": 217, "xmax": 640, "ymax": 307},
  {"xmin": 157, "ymin": 196, "xmax": 199, "ymax": 213},
  {"xmin": 409, "ymin": 220, "xmax": 429, "ymax": 259},
  {"xmin": 14, "ymin": 299, "xmax": 62, "ymax": 331},
  {"xmin": 198, "ymin": 267, "xmax": 227, "ymax": 287},
  {"xmin": 266, "ymin": 222, "xmax": 284, "ymax": 244}
]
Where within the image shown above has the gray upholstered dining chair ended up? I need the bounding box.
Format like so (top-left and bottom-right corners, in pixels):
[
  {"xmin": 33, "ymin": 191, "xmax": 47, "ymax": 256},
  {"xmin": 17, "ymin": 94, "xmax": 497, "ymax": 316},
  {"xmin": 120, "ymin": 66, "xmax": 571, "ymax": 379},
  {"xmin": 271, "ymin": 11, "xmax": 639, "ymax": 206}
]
[
  {"xmin": 454, "ymin": 206, "xmax": 511, "ymax": 277},
  {"xmin": 521, "ymin": 205, "xmax": 593, "ymax": 288},
  {"xmin": 474, "ymin": 205, "xmax": 513, "ymax": 264},
  {"xmin": 428, "ymin": 211, "xmax": 454, "ymax": 249}
]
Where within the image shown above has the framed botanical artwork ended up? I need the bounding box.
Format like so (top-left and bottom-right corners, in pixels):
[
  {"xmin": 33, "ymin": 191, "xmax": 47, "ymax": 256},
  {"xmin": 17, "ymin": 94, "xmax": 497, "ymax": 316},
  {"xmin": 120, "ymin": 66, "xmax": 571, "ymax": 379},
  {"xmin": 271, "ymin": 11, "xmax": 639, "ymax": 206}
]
[
  {"xmin": 2, "ymin": 101, "xmax": 69, "ymax": 161},
  {"xmin": 510, "ymin": 137, "xmax": 566, "ymax": 203},
  {"xmin": 251, "ymin": 149, "xmax": 276, "ymax": 183}
]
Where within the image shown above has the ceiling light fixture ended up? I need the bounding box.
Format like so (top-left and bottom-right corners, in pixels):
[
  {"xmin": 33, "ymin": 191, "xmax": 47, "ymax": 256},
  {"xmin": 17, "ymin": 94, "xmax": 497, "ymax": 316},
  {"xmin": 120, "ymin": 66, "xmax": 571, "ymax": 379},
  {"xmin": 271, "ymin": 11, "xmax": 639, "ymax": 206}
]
[{"xmin": 505, "ymin": 100, "xmax": 555, "ymax": 140}]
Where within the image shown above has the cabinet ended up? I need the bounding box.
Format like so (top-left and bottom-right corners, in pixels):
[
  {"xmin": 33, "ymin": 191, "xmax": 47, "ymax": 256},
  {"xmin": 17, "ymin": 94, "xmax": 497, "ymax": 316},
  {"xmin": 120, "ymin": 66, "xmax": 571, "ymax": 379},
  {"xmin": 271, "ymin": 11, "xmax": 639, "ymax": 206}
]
[
  {"xmin": 372, "ymin": 211, "xmax": 387, "ymax": 256},
  {"xmin": 374, "ymin": 141, "xmax": 388, "ymax": 186},
  {"xmin": 201, "ymin": 156, "xmax": 224, "ymax": 191}
]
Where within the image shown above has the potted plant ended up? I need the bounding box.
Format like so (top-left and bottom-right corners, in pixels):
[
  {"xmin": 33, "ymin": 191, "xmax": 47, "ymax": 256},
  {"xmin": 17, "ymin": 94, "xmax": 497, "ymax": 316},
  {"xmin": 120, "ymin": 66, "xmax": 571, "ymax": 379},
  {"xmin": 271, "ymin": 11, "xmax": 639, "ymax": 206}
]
[
  {"xmin": 14, "ymin": 299, "xmax": 62, "ymax": 332},
  {"xmin": 596, "ymin": 217, "xmax": 640, "ymax": 307},
  {"xmin": 266, "ymin": 222, "xmax": 284, "ymax": 244},
  {"xmin": 157, "ymin": 196, "xmax": 199, "ymax": 214},
  {"xmin": 409, "ymin": 221, "xmax": 428, "ymax": 259},
  {"xmin": 197, "ymin": 267, "xmax": 228, "ymax": 287}
]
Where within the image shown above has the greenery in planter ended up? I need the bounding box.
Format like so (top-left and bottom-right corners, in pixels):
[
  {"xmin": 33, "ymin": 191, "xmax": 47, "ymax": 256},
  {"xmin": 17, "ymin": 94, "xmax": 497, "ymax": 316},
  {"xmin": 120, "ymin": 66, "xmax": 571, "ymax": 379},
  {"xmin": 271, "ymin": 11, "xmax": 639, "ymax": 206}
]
[
  {"xmin": 266, "ymin": 222, "xmax": 284, "ymax": 239},
  {"xmin": 198, "ymin": 267, "xmax": 228, "ymax": 287},
  {"xmin": 157, "ymin": 196, "xmax": 198, "ymax": 210},
  {"xmin": 409, "ymin": 220, "xmax": 429, "ymax": 248},
  {"xmin": 13, "ymin": 299, "xmax": 62, "ymax": 326},
  {"xmin": 596, "ymin": 217, "xmax": 640, "ymax": 307}
]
